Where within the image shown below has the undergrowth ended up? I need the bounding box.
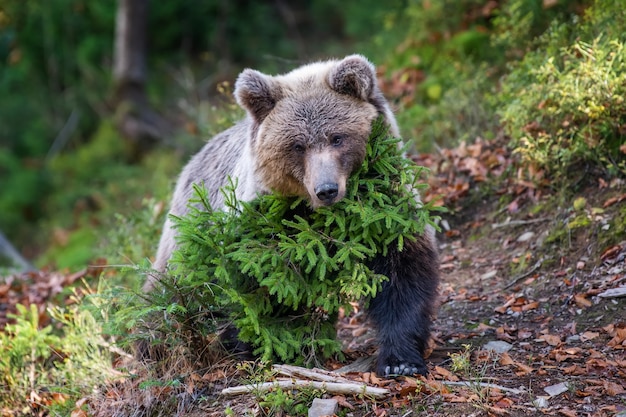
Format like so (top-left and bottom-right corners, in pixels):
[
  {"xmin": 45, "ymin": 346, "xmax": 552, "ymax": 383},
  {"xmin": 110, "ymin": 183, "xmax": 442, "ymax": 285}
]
[
  {"xmin": 497, "ymin": 0, "xmax": 626, "ymax": 184},
  {"xmin": 0, "ymin": 296, "xmax": 114, "ymax": 415}
]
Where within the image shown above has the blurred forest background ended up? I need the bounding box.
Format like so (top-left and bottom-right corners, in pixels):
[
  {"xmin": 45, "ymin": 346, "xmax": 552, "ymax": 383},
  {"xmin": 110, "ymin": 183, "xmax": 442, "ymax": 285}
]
[{"xmin": 0, "ymin": 0, "xmax": 624, "ymax": 272}]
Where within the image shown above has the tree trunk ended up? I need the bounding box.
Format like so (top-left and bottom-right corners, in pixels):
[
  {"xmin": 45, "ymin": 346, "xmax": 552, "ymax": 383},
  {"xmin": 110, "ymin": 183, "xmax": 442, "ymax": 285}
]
[
  {"xmin": 0, "ymin": 231, "xmax": 36, "ymax": 272},
  {"xmin": 112, "ymin": 0, "xmax": 171, "ymax": 156}
]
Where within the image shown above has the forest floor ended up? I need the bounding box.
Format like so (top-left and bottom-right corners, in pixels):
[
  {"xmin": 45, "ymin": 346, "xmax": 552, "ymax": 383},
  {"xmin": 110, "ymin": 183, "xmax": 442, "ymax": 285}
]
[{"xmin": 2, "ymin": 138, "xmax": 625, "ymax": 417}]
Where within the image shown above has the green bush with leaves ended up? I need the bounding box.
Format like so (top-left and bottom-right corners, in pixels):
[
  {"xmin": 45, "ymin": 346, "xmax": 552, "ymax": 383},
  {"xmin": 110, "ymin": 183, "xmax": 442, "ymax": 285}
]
[
  {"xmin": 0, "ymin": 300, "xmax": 114, "ymax": 414},
  {"xmin": 497, "ymin": 0, "xmax": 626, "ymax": 182},
  {"xmin": 147, "ymin": 120, "xmax": 438, "ymax": 367}
]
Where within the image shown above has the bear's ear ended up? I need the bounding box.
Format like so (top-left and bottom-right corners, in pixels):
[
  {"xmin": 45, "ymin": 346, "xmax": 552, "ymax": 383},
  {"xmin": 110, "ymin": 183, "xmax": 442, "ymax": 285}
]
[
  {"xmin": 235, "ymin": 69, "xmax": 283, "ymax": 123},
  {"xmin": 328, "ymin": 55, "xmax": 376, "ymax": 101}
]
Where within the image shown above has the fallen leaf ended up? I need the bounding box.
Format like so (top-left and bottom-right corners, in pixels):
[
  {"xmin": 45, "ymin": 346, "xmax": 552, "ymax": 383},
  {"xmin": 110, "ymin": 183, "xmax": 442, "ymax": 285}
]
[
  {"xmin": 607, "ymin": 327, "xmax": 626, "ymax": 347},
  {"xmin": 562, "ymin": 364, "xmax": 585, "ymax": 375},
  {"xmin": 484, "ymin": 405, "xmax": 509, "ymax": 415},
  {"xmin": 603, "ymin": 194, "xmax": 626, "ymax": 208},
  {"xmin": 434, "ymin": 366, "xmax": 459, "ymax": 381},
  {"xmin": 369, "ymin": 372, "xmax": 384, "ymax": 386},
  {"xmin": 332, "ymin": 395, "xmax": 355, "ymax": 410},
  {"xmin": 494, "ymin": 397, "xmax": 514, "ymax": 409},
  {"xmin": 573, "ymin": 294, "xmax": 592, "ymax": 308},
  {"xmin": 521, "ymin": 301, "xmax": 539, "ymax": 311},
  {"xmin": 558, "ymin": 407, "xmax": 577, "ymax": 417},
  {"xmin": 499, "ymin": 352, "xmax": 515, "ymax": 366},
  {"xmin": 442, "ymin": 393, "xmax": 469, "ymax": 403},
  {"xmin": 514, "ymin": 362, "xmax": 533, "ymax": 376},
  {"xmin": 604, "ymin": 381, "xmax": 626, "ymax": 396},
  {"xmin": 579, "ymin": 331, "xmax": 599, "ymax": 342},
  {"xmin": 539, "ymin": 334, "xmax": 562, "ymax": 346}
]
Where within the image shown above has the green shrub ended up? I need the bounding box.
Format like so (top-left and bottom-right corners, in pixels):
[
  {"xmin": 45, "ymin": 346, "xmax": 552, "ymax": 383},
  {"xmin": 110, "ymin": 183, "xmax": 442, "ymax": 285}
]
[
  {"xmin": 491, "ymin": 0, "xmax": 588, "ymax": 56},
  {"xmin": 497, "ymin": 1, "xmax": 626, "ymax": 182},
  {"xmin": 0, "ymin": 300, "xmax": 113, "ymax": 415},
  {"xmin": 141, "ymin": 120, "xmax": 439, "ymax": 367},
  {"xmin": 370, "ymin": 0, "xmax": 501, "ymax": 150}
]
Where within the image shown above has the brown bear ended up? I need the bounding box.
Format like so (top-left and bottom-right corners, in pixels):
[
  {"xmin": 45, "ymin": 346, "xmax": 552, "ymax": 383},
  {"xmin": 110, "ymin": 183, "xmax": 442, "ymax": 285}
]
[{"xmin": 146, "ymin": 55, "xmax": 439, "ymax": 376}]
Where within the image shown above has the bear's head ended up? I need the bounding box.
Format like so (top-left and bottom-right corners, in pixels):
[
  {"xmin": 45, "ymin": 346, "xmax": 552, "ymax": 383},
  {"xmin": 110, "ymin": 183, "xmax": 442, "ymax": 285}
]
[{"xmin": 234, "ymin": 55, "xmax": 398, "ymax": 208}]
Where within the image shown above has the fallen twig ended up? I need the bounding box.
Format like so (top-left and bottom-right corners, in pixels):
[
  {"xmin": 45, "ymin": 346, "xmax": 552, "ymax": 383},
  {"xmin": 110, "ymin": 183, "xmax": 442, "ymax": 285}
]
[
  {"xmin": 443, "ymin": 380, "xmax": 525, "ymax": 395},
  {"xmin": 272, "ymin": 364, "xmax": 353, "ymax": 383},
  {"xmin": 491, "ymin": 218, "xmax": 550, "ymax": 229},
  {"xmin": 503, "ymin": 260, "xmax": 543, "ymax": 289},
  {"xmin": 597, "ymin": 286, "xmax": 626, "ymax": 298},
  {"xmin": 221, "ymin": 379, "xmax": 389, "ymax": 398}
]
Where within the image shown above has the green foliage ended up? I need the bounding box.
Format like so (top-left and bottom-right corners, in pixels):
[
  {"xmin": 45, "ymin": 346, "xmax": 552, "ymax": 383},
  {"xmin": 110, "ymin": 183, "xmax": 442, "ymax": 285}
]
[
  {"xmin": 0, "ymin": 0, "xmax": 397, "ymax": 262},
  {"xmin": 144, "ymin": 120, "xmax": 438, "ymax": 368},
  {"xmin": 491, "ymin": 0, "xmax": 587, "ymax": 55},
  {"xmin": 369, "ymin": 0, "xmax": 501, "ymax": 150},
  {"xmin": 396, "ymin": 61, "xmax": 496, "ymax": 150},
  {"xmin": 0, "ymin": 300, "xmax": 113, "ymax": 414},
  {"xmin": 497, "ymin": 0, "xmax": 626, "ymax": 182},
  {"xmin": 449, "ymin": 344, "xmax": 472, "ymax": 375},
  {"xmin": 33, "ymin": 121, "xmax": 181, "ymax": 269}
]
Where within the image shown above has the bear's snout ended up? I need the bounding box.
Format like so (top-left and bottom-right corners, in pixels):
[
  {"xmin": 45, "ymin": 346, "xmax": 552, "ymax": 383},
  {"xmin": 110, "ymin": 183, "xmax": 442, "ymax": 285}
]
[
  {"xmin": 306, "ymin": 151, "xmax": 348, "ymax": 208},
  {"xmin": 314, "ymin": 182, "xmax": 339, "ymax": 205}
]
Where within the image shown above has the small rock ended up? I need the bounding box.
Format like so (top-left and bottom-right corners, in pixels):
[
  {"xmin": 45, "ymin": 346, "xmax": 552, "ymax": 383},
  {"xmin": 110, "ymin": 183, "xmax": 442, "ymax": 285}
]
[
  {"xmin": 544, "ymin": 382, "xmax": 570, "ymax": 397},
  {"xmin": 517, "ymin": 231, "xmax": 535, "ymax": 242},
  {"xmin": 308, "ymin": 398, "xmax": 338, "ymax": 417},
  {"xmin": 532, "ymin": 396, "xmax": 550, "ymax": 408},
  {"xmin": 482, "ymin": 340, "xmax": 513, "ymax": 353},
  {"xmin": 481, "ymin": 270, "xmax": 498, "ymax": 280}
]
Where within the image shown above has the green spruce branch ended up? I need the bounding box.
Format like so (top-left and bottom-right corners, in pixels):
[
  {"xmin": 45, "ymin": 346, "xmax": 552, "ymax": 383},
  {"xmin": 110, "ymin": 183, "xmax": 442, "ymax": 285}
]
[{"xmin": 159, "ymin": 118, "xmax": 440, "ymax": 366}]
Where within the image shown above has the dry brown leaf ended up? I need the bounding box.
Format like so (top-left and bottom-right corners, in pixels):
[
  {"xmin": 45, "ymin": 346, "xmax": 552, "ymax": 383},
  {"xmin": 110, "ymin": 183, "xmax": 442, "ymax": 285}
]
[
  {"xmin": 607, "ymin": 327, "xmax": 626, "ymax": 347},
  {"xmin": 554, "ymin": 350, "xmax": 580, "ymax": 362},
  {"xmin": 332, "ymin": 395, "xmax": 355, "ymax": 410},
  {"xmin": 495, "ymin": 397, "xmax": 514, "ymax": 409},
  {"xmin": 573, "ymin": 293, "xmax": 592, "ymax": 308},
  {"xmin": 499, "ymin": 352, "xmax": 515, "ymax": 366},
  {"xmin": 604, "ymin": 381, "xmax": 626, "ymax": 396},
  {"xmin": 484, "ymin": 404, "xmax": 510, "ymax": 415},
  {"xmin": 514, "ymin": 362, "xmax": 533, "ymax": 375},
  {"xmin": 442, "ymin": 393, "xmax": 469, "ymax": 403},
  {"xmin": 434, "ymin": 366, "xmax": 459, "ymax": 381},
  {"xmin": 496, "ymin": 326, "xmax": 516, "ymax": 341},
  {"xmin": 603, "ymin": 194, "xmax": 626, "ymax": 208},
  {"xmin": 521, "ymin": 301, "xmax": 539, "ymax": 311},
  {"xmin": 425, "ymin": 379, "xmax": 450, "ymax": 394},
  {"xmin": 397, "ymin": 379, "xmax": 421, "ymax": 396},
  {"xmin": 369, "ymin": 372, "xmax": 384, "ymax": 386},
  {"xmin": 540, "ymin": 334, "xmax": 562, "ymax": 346},
  {"xmin": 562, "ymin": 364, "xmax": 585, "ymax": 375},
  {"xmin": 558, "ymin": 407, "xmax": 577, "ymax": 417},
  {"xmin": 580, "ymin": 331, "xmax": 599, "ymax": 342}
]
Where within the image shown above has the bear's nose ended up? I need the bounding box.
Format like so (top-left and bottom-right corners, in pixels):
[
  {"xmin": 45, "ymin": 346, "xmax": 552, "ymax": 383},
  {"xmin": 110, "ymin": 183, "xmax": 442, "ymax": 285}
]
[{"xmin": 315, "ymin": 183, "xmax": 339, "ymax": 204}]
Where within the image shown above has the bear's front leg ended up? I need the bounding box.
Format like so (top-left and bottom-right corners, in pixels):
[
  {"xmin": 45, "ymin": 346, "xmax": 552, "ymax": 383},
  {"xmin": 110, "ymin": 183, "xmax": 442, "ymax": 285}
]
[{"xmin": 367, "ymin": 233, "xmax": 439, "ymax": 377}]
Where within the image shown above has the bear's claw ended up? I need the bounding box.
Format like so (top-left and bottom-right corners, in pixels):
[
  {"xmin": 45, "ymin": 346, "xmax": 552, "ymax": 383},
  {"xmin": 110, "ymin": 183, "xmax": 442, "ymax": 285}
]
[{"xmin": 382, "ymin": 362, "xmax": 426, "ymax": 377}]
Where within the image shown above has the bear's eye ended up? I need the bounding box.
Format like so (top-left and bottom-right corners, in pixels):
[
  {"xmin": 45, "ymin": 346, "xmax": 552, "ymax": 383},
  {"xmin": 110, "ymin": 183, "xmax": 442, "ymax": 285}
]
[
  {"xmin": 293, "ymin": 143, "xmax": 306, "ymax": 154},
  {"xmin": 330, "ymin": 134, "xmax": 345, "ymax": 147}
]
